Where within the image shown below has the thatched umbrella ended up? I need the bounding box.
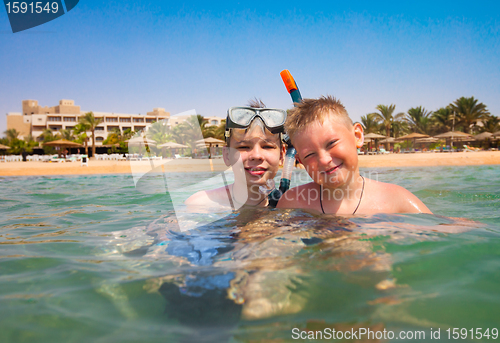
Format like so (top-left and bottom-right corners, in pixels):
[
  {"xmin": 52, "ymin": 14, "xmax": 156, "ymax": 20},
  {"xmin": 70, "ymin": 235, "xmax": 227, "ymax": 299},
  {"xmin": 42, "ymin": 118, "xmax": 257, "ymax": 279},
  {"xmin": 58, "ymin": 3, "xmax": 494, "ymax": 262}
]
[
  {"xmin": 158, "ymin": 142, "xmax": 189, "ymax": 149},
  {"xmin": 396, "ymin": 132, "xmax": 429, "ymax": 150},
  {"xmin": 363, "ymin": 133, "xmax": 386, "ymax": 139},
  {"xmin": 0, "ymin": 143, "xmax": 11, "ymax": 150},
  {"xmin": 158, "ymin": 142, "xmax": 189, "ymax": 158},
  {"xmin": 43, "ymin": 139, "xmax": 83, "ymax": 148},
  {"xmin": 414, "ymin": 137, "xmax": 438, "ymax": 150},
  {"xmin": 474, "ymin": 132, "xmax": 493, "ymax": 140},
  {"xmin": 125, "ymin": 137, "xmax": 157, "ymax": 146},
  {"xmin": 434, "ymin": 131, "xmax": 473, "ymax": 149},
  {"xmin": 43, "ymin": 139, "xmax": 84, "ymax": 157},
  {"xmin": 493, "ymin": 131, "xmax": 500, "ymax": 138},
  {"xmin": 363, "ymin": 133, "xmax": 386, "ymax": 151},
  {"xmin": 474, "ymin": 132, "xmax": 493, "ymax": 149},
  {"xmin": 195, "ymin": 137, "xmax": 226, "ymax": 158},
  {"xmin": 378, "ymin": 137, "xmax": 396, "ymax": 151}
]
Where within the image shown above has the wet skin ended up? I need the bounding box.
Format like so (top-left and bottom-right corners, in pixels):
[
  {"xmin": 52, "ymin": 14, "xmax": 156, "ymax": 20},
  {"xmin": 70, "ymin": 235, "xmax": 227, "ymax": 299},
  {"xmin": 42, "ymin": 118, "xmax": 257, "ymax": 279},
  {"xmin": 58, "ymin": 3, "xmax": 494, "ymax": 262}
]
[{"xmin": 278, "ymin": 114, "xmax": 432, "ymax": 215}]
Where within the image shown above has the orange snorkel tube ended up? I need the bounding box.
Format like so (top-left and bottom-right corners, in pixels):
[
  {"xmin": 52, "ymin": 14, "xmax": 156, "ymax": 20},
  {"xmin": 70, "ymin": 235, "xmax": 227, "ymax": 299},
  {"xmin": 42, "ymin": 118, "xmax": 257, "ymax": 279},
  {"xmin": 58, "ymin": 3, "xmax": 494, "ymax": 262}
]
[{"xmin": 268, "ymin": 70, "xmax": 302, "ymax": 208}]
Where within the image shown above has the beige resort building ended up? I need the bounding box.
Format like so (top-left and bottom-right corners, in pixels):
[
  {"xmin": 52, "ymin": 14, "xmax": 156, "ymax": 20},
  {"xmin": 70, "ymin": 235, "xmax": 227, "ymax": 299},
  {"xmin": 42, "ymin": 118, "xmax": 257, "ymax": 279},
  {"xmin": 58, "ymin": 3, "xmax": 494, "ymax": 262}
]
[{"xmin": 6, "ymin": 99, "xmax": 223, "ymax": 145}]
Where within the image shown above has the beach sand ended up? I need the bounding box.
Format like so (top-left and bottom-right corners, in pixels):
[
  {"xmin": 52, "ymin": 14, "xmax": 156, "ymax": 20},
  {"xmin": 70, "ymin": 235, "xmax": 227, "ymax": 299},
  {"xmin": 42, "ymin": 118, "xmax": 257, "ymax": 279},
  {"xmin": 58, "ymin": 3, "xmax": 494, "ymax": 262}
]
[{"xmin": 0, "ymin": 151, "xmax": 499, "ymax": 177}]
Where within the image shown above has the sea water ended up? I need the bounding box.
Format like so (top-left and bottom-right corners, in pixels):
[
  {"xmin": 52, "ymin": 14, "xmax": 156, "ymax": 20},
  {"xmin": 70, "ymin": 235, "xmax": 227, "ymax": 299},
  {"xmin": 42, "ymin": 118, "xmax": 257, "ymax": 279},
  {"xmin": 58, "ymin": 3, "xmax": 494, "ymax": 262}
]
[{"xmin": 0, "ymin": 166, "xmax": 499, "ymax": 342}]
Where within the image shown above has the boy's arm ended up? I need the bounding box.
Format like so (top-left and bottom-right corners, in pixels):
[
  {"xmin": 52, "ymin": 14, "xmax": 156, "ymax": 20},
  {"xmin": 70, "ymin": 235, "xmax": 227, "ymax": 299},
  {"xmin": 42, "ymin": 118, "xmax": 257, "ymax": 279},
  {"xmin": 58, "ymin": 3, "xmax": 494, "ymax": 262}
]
[
  {"xmin": 391, "ymin": 184, "xmax": 432, "ymax": 214},
  {"xmin": 277, "ymin": 183, "xmax": 318, "ymax": 210}
]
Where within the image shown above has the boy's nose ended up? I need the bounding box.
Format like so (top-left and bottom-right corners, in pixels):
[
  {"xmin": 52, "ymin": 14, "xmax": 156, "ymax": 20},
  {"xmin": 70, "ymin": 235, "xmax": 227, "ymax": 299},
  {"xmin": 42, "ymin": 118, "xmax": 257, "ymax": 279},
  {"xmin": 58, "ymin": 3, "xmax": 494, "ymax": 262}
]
[
  {"xmin": 248, "ymin": 145, "xmax": 264, "ymax": 160},
  {"xmin": 318, "ymin": 150, "xmax": 332, "ymax": 165}
]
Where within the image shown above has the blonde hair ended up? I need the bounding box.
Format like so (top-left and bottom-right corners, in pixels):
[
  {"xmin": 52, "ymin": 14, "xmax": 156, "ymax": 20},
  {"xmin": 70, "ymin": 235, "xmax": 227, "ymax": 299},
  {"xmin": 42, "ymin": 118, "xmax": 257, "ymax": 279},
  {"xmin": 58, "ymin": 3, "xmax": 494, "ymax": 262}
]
[{"xmin": 285, "ymin": 95, "xmax": 353, "ymax": 141}]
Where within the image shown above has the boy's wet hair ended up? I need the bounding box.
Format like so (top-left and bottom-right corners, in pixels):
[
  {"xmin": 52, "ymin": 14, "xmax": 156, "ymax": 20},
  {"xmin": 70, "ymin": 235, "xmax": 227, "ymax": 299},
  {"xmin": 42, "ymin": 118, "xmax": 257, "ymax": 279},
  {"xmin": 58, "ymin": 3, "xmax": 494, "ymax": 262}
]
[{"xmin": 285, "ymin": 95, "xmax": 353, "ymax": 141}]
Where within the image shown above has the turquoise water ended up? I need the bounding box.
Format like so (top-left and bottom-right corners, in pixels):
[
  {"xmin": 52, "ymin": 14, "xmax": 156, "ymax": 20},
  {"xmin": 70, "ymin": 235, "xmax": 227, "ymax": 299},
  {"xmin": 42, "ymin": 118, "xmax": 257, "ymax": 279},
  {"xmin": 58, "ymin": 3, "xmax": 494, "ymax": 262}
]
[{"xmin": 1, "ymin": 166, "xmax": 499, "ymax": 342}]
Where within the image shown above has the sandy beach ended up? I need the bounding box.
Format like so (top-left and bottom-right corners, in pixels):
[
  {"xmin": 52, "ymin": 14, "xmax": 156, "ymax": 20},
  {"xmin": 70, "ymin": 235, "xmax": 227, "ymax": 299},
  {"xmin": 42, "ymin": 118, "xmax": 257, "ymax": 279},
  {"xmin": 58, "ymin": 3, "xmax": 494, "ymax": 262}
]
[{"xmin": 0, "ymin": 151, "xmax": 499, "ymax": 177}]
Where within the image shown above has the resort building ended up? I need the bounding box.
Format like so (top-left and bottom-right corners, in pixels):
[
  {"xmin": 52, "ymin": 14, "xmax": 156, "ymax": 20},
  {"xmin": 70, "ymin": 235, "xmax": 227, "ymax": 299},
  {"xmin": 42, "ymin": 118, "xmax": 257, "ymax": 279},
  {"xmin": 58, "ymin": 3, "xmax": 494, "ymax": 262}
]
[
  {"xmin": 6, "ymin": 99, "xmax": 171, "ymax": 145},
  {"xmin": 6, "ymin": 99, "xmax": 225, "ymax": 145}
]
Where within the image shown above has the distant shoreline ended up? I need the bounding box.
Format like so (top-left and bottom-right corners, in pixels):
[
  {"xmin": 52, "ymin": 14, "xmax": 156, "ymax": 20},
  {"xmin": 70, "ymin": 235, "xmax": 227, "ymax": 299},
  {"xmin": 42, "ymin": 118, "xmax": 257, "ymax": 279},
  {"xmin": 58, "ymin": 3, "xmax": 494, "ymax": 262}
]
[{"xmin": 0, "ymin": 151, "xmax": 499, "ymax": 177}]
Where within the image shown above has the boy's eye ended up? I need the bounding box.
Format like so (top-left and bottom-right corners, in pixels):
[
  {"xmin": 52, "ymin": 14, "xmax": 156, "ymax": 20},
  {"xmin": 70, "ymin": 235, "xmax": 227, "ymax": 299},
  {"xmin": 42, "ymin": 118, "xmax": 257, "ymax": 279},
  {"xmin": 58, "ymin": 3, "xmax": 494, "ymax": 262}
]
[
  {"xmin": 263, "ymin": 145, "xmax": 277, "ymax": 149},
  {"xmin": 327, "ymin": 140, "xmax": 338, "ymax": 148},
  {"xmin": 236, "ymin": 145, "xmax": 249, "ymax": 150}
]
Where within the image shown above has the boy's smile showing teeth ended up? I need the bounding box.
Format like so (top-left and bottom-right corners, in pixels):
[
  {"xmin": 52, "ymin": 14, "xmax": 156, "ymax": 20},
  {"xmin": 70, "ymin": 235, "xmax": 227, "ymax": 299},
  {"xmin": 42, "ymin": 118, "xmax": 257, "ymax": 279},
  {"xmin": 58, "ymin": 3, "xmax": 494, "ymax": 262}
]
[
  {"xmin": 323, "ymin": 163, "xmax": 343, "ymax": 175},
  {"xmin": 246, "ymin": 167, "xmax": 267, "ymax": 176}
]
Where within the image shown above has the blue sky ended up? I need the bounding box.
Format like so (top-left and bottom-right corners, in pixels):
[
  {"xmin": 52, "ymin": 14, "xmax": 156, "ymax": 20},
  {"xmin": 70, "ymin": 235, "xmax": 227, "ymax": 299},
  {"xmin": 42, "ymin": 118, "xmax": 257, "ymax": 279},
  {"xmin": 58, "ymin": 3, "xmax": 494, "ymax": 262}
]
[{"xmin": 1, "ymin": 0, "xmax": 499, "ymax": 135}]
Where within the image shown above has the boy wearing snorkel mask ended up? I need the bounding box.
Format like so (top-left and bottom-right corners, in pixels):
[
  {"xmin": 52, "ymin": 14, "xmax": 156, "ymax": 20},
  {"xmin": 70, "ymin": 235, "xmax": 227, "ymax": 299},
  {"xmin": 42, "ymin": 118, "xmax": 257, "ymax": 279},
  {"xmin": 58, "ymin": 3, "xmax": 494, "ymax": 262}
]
[
  {"xmin": 277, "ymin": 96, "xmax": 432, "ymax": 215},
  {"xmin": 185, "ymin": 101, "xmax": 286, "ymax": 208}
]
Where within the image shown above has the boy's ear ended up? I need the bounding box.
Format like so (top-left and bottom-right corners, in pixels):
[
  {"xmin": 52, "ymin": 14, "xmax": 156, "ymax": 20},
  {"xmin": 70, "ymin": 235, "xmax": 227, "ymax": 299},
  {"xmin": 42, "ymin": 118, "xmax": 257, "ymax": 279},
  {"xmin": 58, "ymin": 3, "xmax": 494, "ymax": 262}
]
[
  {"xmin": 279, "ymin": 144, "xmax": 286, "ymax": 165},
  {"xmin": 353, "ymin": 123, "xmax": 364, "ymax": 148},
  {"xmin": 222, "ymin": 146, "xmax": 231, "ymax": 167}
]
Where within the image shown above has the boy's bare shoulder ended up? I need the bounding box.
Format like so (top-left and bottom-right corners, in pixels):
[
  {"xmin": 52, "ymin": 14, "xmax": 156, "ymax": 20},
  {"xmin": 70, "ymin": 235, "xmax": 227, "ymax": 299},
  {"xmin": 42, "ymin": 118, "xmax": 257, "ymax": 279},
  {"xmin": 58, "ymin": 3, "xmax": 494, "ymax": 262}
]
[
  {"xmin": 277, "ymin": 182, "xmax": 319, "ymax": 210},
  {"xmin": 365, "ymin": 178, "xmax": 432, "ymax": 214},
  {"xmin": 185, "ymin": 186, "xmax": 228, "ymax": 207}
]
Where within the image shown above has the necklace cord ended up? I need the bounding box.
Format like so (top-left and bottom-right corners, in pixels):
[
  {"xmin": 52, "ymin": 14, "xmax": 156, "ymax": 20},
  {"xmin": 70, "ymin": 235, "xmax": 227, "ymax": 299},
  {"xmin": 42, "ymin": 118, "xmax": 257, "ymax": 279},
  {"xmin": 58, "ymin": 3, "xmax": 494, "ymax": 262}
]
[
  {"xmin": 228, "ymin": 185, "xmax": 267, "ymax": 209},
  {"xmin": 320, "ymin": 176, "xmax": 365, "ymax": 215}
]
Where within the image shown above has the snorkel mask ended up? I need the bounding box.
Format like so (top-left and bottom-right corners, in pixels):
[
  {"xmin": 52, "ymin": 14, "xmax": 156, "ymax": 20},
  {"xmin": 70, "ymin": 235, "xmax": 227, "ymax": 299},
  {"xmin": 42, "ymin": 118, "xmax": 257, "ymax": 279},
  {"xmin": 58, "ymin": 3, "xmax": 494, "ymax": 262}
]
[{"xmin": 225, "ymin": 107, "xmax": 287, "ymax": 143}]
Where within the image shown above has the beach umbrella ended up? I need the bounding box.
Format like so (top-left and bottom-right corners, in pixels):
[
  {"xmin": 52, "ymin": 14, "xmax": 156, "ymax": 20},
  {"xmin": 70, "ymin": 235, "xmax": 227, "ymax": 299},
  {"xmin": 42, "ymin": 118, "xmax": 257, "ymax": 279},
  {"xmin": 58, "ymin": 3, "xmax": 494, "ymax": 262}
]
[
  {"xmin": 473, "ymin": 132, "xmax": 493, "ymax": 149},
  {"xmin": 395, "ymin": 132, "xmax": 429, "ymax": 150},
  {"xmin": 434, "ymin": 131, "xmax": 473, "ymax": 149},
  {"xmin": 363, "ymin": 133, "xmax": 386, "ymax": 139},
  {"xmin": 379, "ymin": 137, "xmax": 396, "ymax": 143},
  {"xmin": 43, "ymin": 139, "xmax": 84, "ymax": 156},
  {"xmin": 195, "ymin": 137, "xmax": 225, "ymax": 158},
  {"xmin": 43, "ymin": 139, "xmax": 84, "ymax": 148},
  {"xmin": 474, "ymin": 132, "xmax": 493, "ymax": 140},
  {"xmin": 434, "ymin": 131, "xmax": 473, "ymax": 139},
  {"xmin": 493, "ymin": 131, "xmax": 500, "ymax": 138},
  {"xmin": 195, "ymin": 137, "xmax": 226, "ymax": 145},
  {"xmin": 363, "ymin": 133, "xmax": 386, "ymax": 150},
  {"xmin": 125, "ymin": 137, "xmax": 157, "ymax": 147},
  {"xmin": 158, "ymin": 142, "xmax": 189, "ymax": 149},
  {"xmin": 0, "ymin": 143, "xmax": 10, "ymax": 150},
  {"xmin": 397, "ymin": 132, "xmax": 430, "ymax": 140},
  {"xmin": 158, "ymin": 142, "xmax": 189, "ymax": 158},
  {"xmin": 415, "ymin": 137, "xmax": 438, "ymax": 143},
  {"xmin": 415, "ymin": 137, "xmax": 438, "ymax": 150}
]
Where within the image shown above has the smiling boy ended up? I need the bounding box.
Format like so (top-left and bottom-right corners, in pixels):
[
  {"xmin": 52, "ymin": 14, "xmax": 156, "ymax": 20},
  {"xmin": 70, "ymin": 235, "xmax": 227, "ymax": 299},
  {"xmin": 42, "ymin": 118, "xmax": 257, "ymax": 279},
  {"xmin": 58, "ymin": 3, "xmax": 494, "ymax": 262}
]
[
  {"xmin": 277, "ymin": 96, "xmax": 431, "ymax": 215},
  {"xmin": 185, "ymin": 104, "xmax": 286, "ymax": 208}
]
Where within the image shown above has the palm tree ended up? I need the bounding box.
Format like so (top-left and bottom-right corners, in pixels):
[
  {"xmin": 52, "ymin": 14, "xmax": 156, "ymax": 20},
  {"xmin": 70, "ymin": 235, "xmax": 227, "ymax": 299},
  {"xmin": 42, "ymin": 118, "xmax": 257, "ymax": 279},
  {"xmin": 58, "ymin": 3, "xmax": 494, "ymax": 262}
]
[
  {"xmin": 392, "ymin": 120, "xmax": 410, "ymax": 139},
  {"xmin": 73, "ymin": 122, "xmax": 90, "ymax": 155},
  {"xmin": 360, "ymin": 113, "xmax": 379, "ymax": 134},
  {"xmin": 431, "ymin": 107, "xmax": 452, "ymax": 134},
  {"xmin": 203, "ymin": 120, "xmax": 226, "ymax": 140},
  {"xmin": 147, "ymin": 121, "xmax": 171, "ymax": 144},
  {"xmin": 405, "ymin": 106, "xmax": 432, "ymax": 134},
  {"xmin": 480, "ymin": 115, "xmax": 500, "ymax": 133},
  {"xmin": 122, "ymin": 128, "xmax": 135, "ymax": 141},
  {"xmin": 370, "ymin": 104, "xmax": 405, "ymax": 150},
  {"xmin": 449, "ymin": 97, "xmax": 490, "ymax": 134},
  {"xmin": 4, "ymin": 128, "xmax": 20, "ymax": 143},
  {"xmin": 59, "ymin": 129, "xmax": 75, "ymax": 141},
  {"xmin": 171, "ymin": 115, "xmax": 205, "ymax": 152},
  {"xmin": 102, "ymin": 128, "xmax": 121, "ymax": 145},
  {"xmin": 40, "ymin": 128, "xmax": 57, "ymax": 142},
  {"xmin": 79, "ymin": 111, "xmax": 103, "ymax": 158}
]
